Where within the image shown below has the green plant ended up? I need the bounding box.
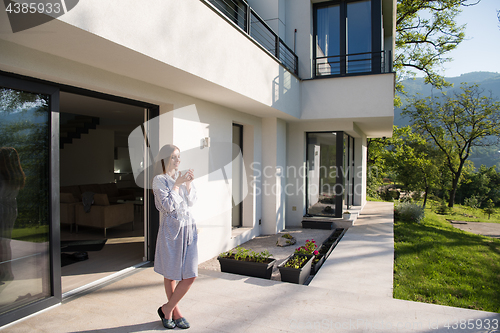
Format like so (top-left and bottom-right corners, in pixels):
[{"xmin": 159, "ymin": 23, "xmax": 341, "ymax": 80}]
[
  {"xmin": 282, "ymin": 233, "xmax": 293, "ymax": 239},
  {"xmin": 464, "ymin": 195, "xmax": 481, "ymax": 209},
  {"xmin": 219, "ymin": 247, "xmax": 272, "ymax": 262},
  {"xmin": 295, "ymin": 239, "xmax": 319, "ymax": 256},
  {"xmin": 344, "ymin": 211, "xmax": 351, "ymax": 214},
  {"xmin": 283, "ymin": 255, "xmax": 308, "ymax": 269},
  {"xmin": 394, "ymin": 202, "xmax": 425, "ymax": 223},
  {"xmin": 483, "ymin": 199, "xmax": 495, "ymax": 220}
]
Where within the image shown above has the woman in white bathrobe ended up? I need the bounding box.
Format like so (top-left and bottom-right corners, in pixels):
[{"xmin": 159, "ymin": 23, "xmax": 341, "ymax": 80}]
[{"xmin": 153, "ymin": 144, "xmax": 197, "ymax": 330}]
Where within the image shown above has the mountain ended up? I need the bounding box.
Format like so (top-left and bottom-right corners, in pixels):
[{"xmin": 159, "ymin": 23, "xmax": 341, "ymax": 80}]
[{"xmin": 395, "ymin": 71, "xmax": 500, "ymax": 169}]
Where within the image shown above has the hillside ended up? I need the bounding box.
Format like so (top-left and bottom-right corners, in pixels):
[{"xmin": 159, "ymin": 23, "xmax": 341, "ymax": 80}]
[{"xmin": 395, "ymin": 71, "xmax": 500, "ymax": 169}]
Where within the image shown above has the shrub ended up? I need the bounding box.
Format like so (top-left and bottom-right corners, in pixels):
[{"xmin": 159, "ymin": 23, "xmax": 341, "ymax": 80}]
[
  {"xmin": 394, "ymin": 202, "xmax": 425, "ymax": 223},
  {"xmin": 464, "ymin": 195, "xmax": 480, "ymax": 209},
  {"xmin": 483, "ymin": 199, "xmax": 495, "ymax": 220},
  {"xmin": 435, "ymin": 200, "xmax": 451, "ymax": 215}
]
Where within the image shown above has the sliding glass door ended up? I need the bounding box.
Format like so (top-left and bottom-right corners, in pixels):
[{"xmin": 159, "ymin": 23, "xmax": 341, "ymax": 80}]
[{"xmin": 0, "ymin": 75, "xmax": 60, "ymax": 327}]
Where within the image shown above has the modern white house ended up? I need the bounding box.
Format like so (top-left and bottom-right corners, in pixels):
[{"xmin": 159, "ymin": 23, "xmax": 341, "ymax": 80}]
[{"xmin": 0, "ymin": 0, "xmax": 395, "ymax": 327}]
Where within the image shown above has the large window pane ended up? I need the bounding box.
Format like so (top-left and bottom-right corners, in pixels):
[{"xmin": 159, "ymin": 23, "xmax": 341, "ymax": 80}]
[
  {"xmin": 316, "ymin": 4, "xmax": 341, "ymax": 75},
  {"xmin": 346, "ymin": 0, "xmax": 372, "ymax": 73},
  {"xmin": 0, "ymin": 88, "xmax": 50, "ymax": 315},
  {"xmin": 306, "ymin": 132, "xmax": 338, "ymax": 217}
]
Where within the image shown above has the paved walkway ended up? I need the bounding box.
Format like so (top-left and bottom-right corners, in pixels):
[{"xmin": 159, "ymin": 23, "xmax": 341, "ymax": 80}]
[{"xmin": 3, "ymin": 202, "xmax": 500, "ymax": 333}]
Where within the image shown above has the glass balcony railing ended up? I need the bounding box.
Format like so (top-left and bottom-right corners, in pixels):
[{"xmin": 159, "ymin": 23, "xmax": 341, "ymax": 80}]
[{"xmin": 202, "ymin": 0, "xmax": 299, "ymax": 76}]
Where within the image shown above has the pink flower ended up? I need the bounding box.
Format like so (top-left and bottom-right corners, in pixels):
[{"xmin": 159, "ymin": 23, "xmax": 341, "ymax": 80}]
[{"xmin": 313, "ymin": 250, "xmax": 319, "ymax": 255}]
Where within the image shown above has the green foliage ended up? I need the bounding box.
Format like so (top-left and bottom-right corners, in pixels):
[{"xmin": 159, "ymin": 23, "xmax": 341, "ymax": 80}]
[
  {"xmin": 294, "ymin": 239, "xmax": 318, "ymax": 255},
  {"xmin": 402, "ymin": 83, "xmax": 500, "ymax": 207},
  {"xmin": 283, "ymin": 255, "xmax": 309, "ymax": 269},
  {"xmin": 395, "ymin": 0, "xmax": 471, "ymax": 91},
  {"xmin": 457, "ymin": 165, "xmax": 500, "ymax": 206},
  {"xmin": 483, "ymin": 200, "xmax": 495, "ymax": 220},
  {"xmin": 395, "ymin": 202, "xmax": 425, "ymax": 223},
  {"xmin": 463, "ymin": 195, "xmax": 480, "ymax": 209},
  {"xmin": 0, "ymin": 88, "xmax": 50, "ymax": 229},
  {"xmin": 394, "ymin": 209, "xmax": 500, "ymax": 312},
  {"xmin": 436, "ymin": 199, "xmax": 452, "ymax": 215},
  {"xmin": 219, "ymin": 247, "xmax": 272, "ymax": 263}
]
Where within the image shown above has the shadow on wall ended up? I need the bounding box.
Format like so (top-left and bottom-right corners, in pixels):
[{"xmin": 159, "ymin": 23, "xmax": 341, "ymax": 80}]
[{"xmin": 272, "ymin": 66, "xmax": 301, "ymax": 118}]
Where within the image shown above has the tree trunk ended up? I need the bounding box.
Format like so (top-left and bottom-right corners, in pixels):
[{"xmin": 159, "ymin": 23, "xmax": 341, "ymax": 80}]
[
  {"xmin": 422, "ymin": 186, "xmax": 429, "ymax": 209},
  {"xmin": 448, "ymin": 174, "xmax": 460, "ymax": 208}
]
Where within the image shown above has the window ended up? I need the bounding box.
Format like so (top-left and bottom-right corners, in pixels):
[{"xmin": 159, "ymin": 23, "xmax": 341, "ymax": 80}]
[{"xmin": 314, "ymin": 0, "xmax": 381, "ymax": 77}]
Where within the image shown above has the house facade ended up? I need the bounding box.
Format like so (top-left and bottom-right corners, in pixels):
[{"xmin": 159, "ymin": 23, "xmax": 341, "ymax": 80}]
[{"xmin": 0, "ymin": 0, "xmax": 395, "ymax": 327}]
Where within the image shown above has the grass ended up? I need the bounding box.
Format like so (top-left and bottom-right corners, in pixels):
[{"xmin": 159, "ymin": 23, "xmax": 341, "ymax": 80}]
[
  {"xmin": 11, "ymin": 225, "xmax": 49, "ymax": 243},
  {"xmin": 393, "ymin": 206, "xmax": 500, "ymax": 312}
]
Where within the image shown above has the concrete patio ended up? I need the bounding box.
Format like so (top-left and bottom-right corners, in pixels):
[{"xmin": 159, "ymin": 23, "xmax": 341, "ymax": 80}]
[{"xmin": 2, "ymin": 201, "xmax": 500, "ymax": 333}]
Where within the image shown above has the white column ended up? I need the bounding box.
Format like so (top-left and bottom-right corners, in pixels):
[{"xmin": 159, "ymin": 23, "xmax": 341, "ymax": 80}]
[{"xmin": 261, "ymin": 117, "xmax": 286, "ymax": 234}]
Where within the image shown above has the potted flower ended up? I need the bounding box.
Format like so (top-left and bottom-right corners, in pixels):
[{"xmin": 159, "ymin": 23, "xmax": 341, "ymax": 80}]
[
  {"xmin": 278, "ymin": 239, "xmax": 318, "ymax": 284},
  {"xmin": 343, "ymin": 211, "xmax": 353, "ymax": 220},
  {"xmin": 217, "ymin": 247, "xmax": 276, "ymax": 279},
  {"xmin": 278, "ymin": 253, "xmax": 314, "ymax": 284}
]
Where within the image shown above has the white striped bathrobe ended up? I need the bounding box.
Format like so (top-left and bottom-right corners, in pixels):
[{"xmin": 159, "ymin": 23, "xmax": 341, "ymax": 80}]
[{"xmin": 152, "ymin": 173, "xmax": 198, "ymax": 281}]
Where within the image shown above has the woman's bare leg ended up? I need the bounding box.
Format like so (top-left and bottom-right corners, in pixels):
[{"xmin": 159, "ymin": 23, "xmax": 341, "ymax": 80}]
[
  {"xmin": 163, "ymin": 278, "xmax": 184, "ymax": 319},
  {"xmin": 162, "ymin": 277, "xmax": 196, "ymax": 319}
]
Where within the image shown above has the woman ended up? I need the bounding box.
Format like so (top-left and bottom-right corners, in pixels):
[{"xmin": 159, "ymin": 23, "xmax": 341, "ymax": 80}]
[
  {"xmin": 0, "ymin": 147, "xmax": 25, "ymax": 286},
  {"xmin": 152, "ymin": 144, "xmax": 197, "ymax": 330}
]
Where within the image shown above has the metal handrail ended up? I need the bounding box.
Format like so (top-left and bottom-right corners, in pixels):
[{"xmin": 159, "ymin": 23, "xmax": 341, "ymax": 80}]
[
  {"xmin": 315, "ymin": 50, "xmax": 392, "ymax": 77},
  {"xmin": 203, "ymin": 0, "xmax": 298, "ymax": 75}
]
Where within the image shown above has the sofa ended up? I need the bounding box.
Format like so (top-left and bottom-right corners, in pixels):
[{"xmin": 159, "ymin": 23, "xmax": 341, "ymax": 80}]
[
  {"xmin": 74, "ymin": 193, "xmax": 134, "ymax": 237},
  {"xmin": 60, "ymin": 183, "xmax": 136, "ymax": 235},
  {"xmin": 60, "ymin": 182, "xmax": 135, "ymax": 204}
]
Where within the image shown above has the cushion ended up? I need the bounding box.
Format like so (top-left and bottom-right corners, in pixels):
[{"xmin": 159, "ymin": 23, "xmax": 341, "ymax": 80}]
[
  {"xmin": 93, "ymin": 193, "xmax": 110, "ymax": 206},
  {"xmin": 60, "ymin": 192, "xmax": 76, "ymax": 203},
  {"xmin": 79, "ymin": 184, "xmax": 102, "ymax": 194},
  {"xmin": 60, "ymin": 185, "xmax": 82, "ymax": 201},
  {"xmin": 100, "ymin": 183, "xmax": 119, "ymax": 197}
]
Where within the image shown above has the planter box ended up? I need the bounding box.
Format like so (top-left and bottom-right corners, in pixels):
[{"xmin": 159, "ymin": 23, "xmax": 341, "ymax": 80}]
[
  {"xmin": 217, "ymin": 256, "xmax": 276, "ymax": 279},
  {"xmin": 321, "ymin": 228, "xmax": 346, "ymax": 258},
  {"xmin": 301, "ymin": 220, "xmax": 333, "ymax": 230},
  {"xmin": 278, "ymin": 254, "xmax": 313, "ymax": 284},
  {"xmin": 311, "ymin": 254, "xmax": 325, "ymax": 275}
]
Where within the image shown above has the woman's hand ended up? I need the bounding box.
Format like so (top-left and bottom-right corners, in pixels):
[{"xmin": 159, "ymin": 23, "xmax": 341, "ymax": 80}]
[{"xmin": 173, "ymin": 169, "xmax": 194, "ymax": 192}]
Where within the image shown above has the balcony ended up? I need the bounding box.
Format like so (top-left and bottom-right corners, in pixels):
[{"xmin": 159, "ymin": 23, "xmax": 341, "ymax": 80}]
[
  {"xmin": 202, "ymin": 0, "xmax": 298, "ymax": 76},
  {"xmin": 315, "ymin": 51, "xmax": 393, "ymax": 78}
]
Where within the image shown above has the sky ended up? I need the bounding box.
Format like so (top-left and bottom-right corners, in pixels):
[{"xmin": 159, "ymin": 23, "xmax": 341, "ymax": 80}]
[{"xmin": 440, "ymin": 0, "xmax": 500, "ymax": 77}]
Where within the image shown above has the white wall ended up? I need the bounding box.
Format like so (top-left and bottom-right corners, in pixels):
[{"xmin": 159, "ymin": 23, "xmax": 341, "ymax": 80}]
[
  {"xmin": 301, "ymin": 74, "xmax": 395, "ymax": 120},
  {"xmin": 60, "ymin": 128, "xmax": 114, "ymax": 186}
]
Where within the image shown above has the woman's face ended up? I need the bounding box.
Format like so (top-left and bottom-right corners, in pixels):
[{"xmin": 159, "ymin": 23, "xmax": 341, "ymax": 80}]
[{"xmin": 167, "ymin": 149, "xmax": 181, "ymax": 172}]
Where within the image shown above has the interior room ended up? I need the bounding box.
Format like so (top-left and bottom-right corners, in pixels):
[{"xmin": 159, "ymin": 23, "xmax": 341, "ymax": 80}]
[{"xmin": 58, "ymin": 92, "xmax": 146, "ymax": 294}]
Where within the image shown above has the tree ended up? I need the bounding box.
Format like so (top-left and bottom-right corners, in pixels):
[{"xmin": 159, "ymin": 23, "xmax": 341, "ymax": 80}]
[
  {"xmin": 384, "ymin": 126, "xmax": 442, "ymax": 208},
  {"xmin": 395, "ymin": 0, "xmax": 478, "ymax": 93},
  {"xmin": 402, "ymin": 83, "xmax": 500, "ymax": 207}
]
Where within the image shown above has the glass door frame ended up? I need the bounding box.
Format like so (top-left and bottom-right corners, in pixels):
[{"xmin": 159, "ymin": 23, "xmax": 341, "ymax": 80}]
[
  {"xmin": 0, "ymin": 71, "xmax": 160, "ymax": 327},
  {"xmin": 0, "ymin": 74, "xmax": 61, "ymax": 327},
  {"xmin": 305, "ymin": 131, "xmax": 355, "ymax": 218}
]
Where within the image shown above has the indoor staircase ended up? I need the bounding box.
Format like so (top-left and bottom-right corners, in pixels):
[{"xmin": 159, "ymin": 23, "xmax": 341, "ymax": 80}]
[{"xmin": 60, "ymin": 115, "xmax": 100, "ymax": 149}]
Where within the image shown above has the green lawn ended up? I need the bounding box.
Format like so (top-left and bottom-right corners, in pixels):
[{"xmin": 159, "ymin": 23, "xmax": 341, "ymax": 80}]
[
  {"xmin": 394, "ymin": 207, "xmax": 500, "ymax": 313},
  {"xmin": 11, "ymin": 225, "xmax": 49, "ymax": 243}
]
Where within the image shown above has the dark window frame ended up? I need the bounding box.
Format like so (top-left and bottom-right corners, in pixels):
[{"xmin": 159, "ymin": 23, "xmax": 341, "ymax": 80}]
[
  {"xmin": 313, "ymin": 0, "xmax": 383, "ymax": 78},
  {"xmin": 305, "ymin": 131, "xmax": 355, "ymax": 219},
  {"xmin": 0, "ymin": 73, "xmax": 61, "ymax": 327},
  {"xmin": 0, "ymin": 70, "xmax": 160, "ymax": 326}
]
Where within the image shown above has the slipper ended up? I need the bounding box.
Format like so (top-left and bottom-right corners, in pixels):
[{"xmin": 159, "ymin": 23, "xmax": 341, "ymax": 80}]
[
  {"xmin": 158, "ymin": 307, "xmax": 176, "ymax": 329},
  {"xmin": 174, "ymin": 317, "xmax": 190, "ymax": 329}
]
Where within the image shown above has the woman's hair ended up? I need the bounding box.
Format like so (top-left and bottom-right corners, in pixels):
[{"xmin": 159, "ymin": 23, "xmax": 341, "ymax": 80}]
[
  {"xmin": 0, "ymin": 147, "xmax": 26, "ymax": 189},
  {"xmin": 153, "ymin": 144, "xmax": 180, "ymax": 176}
]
